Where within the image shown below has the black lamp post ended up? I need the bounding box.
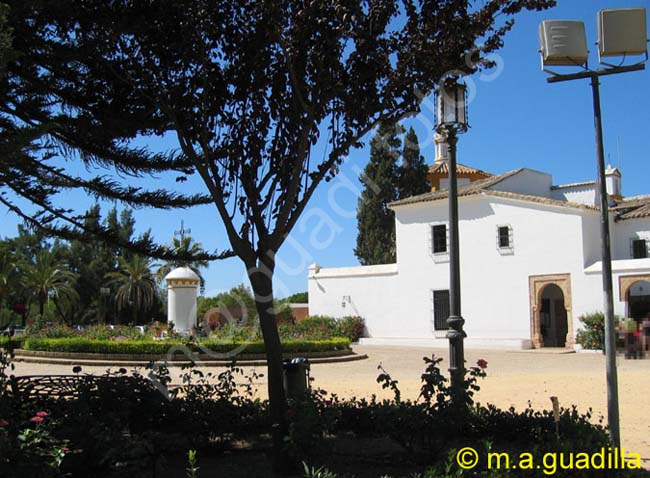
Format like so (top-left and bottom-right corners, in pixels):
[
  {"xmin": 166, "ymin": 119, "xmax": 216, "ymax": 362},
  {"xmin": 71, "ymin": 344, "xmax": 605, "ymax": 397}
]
[{"xmin": 436, "ymin": 80, "xmax": 469, "ymax": 401}]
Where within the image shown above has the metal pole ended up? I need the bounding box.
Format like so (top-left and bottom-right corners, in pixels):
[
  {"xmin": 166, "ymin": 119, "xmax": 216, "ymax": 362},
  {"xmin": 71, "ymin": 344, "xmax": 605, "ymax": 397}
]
[
  {"xmin": 446, "ymin": 130, "xmax": 466, "ymax": 400},
  {"xmin": 590, "ymin": 73, "xmax": 621, "ymax": 447}
]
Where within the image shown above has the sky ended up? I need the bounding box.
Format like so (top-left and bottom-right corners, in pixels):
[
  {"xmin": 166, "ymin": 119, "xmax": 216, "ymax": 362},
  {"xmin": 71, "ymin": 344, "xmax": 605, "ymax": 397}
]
[{"xmin": 1, "ymin": 0, "xmax": 649, "ymax": 299}]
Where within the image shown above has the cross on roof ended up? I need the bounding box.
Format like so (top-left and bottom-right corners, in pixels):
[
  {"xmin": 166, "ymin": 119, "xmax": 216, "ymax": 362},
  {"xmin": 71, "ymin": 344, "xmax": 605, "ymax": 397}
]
[{"xmin": 174, "ymin": 220, "xmax": 191, "ymax": 241}]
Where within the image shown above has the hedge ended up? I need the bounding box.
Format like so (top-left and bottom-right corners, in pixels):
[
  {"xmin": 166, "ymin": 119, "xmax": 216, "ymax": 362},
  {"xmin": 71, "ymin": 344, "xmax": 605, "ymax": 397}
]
[
  {"xmin": 21, "ymin": 337, "xmax": 350, "ymax": 355},
  {"xmin": 0, "ymin": 336, "xmax": 24, "ymax": 348}
]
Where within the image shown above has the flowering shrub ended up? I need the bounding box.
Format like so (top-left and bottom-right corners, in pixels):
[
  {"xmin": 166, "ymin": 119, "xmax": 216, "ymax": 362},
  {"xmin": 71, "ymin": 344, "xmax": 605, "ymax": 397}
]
[
  {"xmin": 575, "ymin": 312, "xmax": 621, "ymax": 350},
  {"xmin": 24, "ymin": 323, "xmax": 78, "ymax": 339},
  {"xmin": 334, "ymin": 316, "xmax": 365, "ymax": 342},
  {"xmin": 208, "ymin": 315, "xmax": 366, "ymax": 342},
  {"xmin": 0, "ymin": 410, "xmax": 68, "ymax": 477},
  {"xmin": 276, "ymin": 316, "xmax": 366, "ymax": 341}
]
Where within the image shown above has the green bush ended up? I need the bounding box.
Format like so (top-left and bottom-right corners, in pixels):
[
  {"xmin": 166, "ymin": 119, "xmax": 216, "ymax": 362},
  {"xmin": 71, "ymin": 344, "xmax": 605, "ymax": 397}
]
[
  {"xmin": 575, "ymin": 312, "xmax": 620, "ymax": 350},
  {"xmin": 209, "ymin": 324, "xmax": 261, "ymax": 341},
  {"xmin": 285, "ymin": 291, "xmax": 308, "ymax": 303},
  {"xmin": 21, "ymin": 337, "xmax": 350, "ymax": 355}
]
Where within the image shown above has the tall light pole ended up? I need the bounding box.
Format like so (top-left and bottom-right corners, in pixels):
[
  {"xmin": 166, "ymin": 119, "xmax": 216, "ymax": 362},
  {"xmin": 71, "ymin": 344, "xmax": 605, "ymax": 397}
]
[
  {"xmin": 538, "ymin": 7, "xmax": 648, "ymax": 447},
  {"xmin": 436, "ymin": 80, "xmax": 469, "ymax": 401}
]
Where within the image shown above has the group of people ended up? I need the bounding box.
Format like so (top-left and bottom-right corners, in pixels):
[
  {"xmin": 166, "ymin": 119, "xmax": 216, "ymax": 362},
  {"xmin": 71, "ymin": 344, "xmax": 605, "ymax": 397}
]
[{"xmin": 620, "ymin": 316, "xmax": 650, "ymax": 359}]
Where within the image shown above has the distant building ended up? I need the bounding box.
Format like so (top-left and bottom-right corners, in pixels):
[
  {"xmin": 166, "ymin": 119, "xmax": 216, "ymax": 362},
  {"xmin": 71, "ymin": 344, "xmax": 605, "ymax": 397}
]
[{"xmin": 308, "ymin": 134, "xmax": 650, "ymax": 349}]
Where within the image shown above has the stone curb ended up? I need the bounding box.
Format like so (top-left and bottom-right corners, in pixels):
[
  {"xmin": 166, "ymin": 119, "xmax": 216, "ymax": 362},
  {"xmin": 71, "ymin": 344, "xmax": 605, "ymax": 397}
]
[{"xmin": 13, "ymin": 349, "xmax": 368, "ymax": 367}]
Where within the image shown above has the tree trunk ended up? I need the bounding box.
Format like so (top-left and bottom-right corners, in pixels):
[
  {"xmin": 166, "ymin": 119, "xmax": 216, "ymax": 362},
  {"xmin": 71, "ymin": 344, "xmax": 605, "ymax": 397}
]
[{"xmin": 248, "ymin": 261, "xmax": 289, "ymax": 474}]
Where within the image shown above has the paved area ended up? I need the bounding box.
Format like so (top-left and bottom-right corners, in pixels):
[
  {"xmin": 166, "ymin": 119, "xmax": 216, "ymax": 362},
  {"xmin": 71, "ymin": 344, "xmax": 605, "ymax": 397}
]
[{"xmin": 12, "ymin": 345, "xmax": 650, "ymax": 461}]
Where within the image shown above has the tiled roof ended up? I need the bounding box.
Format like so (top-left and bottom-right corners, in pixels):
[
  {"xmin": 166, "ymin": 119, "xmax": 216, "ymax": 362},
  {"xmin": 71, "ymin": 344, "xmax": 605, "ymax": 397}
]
[
  {"xmin": 390, "ymin": 168, "xmax": 597, "ymax": 212},
  {"xmin": 390, "ymin": 169, "xmax": 521, "ymax": 207},
  {"xmin": 428, "ymin": 161, "xmax": 492, "ymax": 177},
  {"xmin": 612, "ymin": 196, "xmax": 650, "ymax": 220}
]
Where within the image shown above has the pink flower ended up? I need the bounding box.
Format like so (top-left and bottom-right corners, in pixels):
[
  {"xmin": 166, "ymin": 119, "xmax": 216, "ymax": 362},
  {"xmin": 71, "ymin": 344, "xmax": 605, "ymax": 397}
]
[
  {"xmin": 35, "ymin": 411, "xmax": 49, "ymax": 418},
  {"xmin": 477, "ymin": 359, "xmax": 488, "ymax": 369},
  {"xmin": 0, "ymin": 419, "xmax": 9, "ymax": 427},
  {"xmin": 30, "ymin": 416, "xmax": 44, "ymax": 423}
]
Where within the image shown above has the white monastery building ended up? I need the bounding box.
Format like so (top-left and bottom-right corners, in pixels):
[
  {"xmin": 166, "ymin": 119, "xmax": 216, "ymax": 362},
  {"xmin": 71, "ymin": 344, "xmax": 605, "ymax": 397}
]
[{"xmin": 308, "ymin": 133, "xmax": 650, "ymax": 350}]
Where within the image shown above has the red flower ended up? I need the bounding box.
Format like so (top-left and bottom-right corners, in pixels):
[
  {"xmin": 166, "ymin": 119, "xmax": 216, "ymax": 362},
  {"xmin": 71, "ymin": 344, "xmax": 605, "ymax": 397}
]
[
  {"xmin": 0, "ymin": 419, "xmax": 9, "ymax": 427},
  {"xmin": 35, "ymin": 411, "xmax": 49, "ymax": 418},
  {"xmin": 477, "ymin": 359, "xmax": 488, "ymax": 369},
  {"xmin": 30, "ymin": 416, "xmax": 44, "ymax": 423}
]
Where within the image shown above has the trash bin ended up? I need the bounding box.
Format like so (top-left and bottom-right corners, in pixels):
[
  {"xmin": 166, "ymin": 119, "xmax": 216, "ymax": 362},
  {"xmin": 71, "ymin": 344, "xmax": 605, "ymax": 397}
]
[{"xmin": 282, "ymin": 357, "xmax": 310, "ymax": 400}]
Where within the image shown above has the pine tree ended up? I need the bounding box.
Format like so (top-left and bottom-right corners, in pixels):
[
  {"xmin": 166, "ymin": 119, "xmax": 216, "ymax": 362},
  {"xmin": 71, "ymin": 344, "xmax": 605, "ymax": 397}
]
[
  {"xmin": 398, "ymin": 127, "xmax": 430, "ymax": 199},
  {"xmin": 355, "ymin": 123, "xmax": 402, "ymax": 265}
]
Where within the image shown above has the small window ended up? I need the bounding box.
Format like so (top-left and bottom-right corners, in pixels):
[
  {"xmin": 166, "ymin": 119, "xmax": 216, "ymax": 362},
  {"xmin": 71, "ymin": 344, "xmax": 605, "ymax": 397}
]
[
  {"xmin": 433, "ymin": 290, "xmax": 450, "ymax": 331},
  {"xmin": 496, "ymin": 224, "xmax": 513, "ymax": 254},
  {"xmin": 432, "ymin": 225, "xmax": 447, "ymax": 254},
  {"xmin": 632, "ymin": 239, "xmax": 648, "ymax": 259},
  {"xmin": 498, "ymin": 226, "xmax": 510, "ymax": 248}
]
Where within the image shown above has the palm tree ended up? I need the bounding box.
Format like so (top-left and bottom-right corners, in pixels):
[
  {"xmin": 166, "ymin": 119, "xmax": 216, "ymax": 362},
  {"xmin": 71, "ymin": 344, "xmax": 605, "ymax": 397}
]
[
  {"xmin": 106, "ymin": 255, "xmax": 158, "ymax": 324},
  {"xmin": 156, "ymin": 234, "xmax": 209, "ymax": 294},
  {"xmin": 21, "ymin": 250, "xmax": 79, "ymax": 319}
]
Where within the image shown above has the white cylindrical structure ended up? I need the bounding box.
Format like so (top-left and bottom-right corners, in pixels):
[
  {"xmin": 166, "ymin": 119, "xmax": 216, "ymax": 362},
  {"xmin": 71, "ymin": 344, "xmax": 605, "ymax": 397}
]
[{"xmin": 165, "ymin": 267, "xmax": 200, "ymax": 334}]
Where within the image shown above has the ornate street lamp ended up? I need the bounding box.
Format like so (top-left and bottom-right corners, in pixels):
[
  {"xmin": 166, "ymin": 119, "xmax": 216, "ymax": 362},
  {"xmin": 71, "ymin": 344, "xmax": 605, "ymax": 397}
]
[
  {"xmin": 539, "ymin": 7, "xmax": 647, "ymax": 447},
  {"xmin": 436, "ymin": 79, "xmax": 469, "ymax": 402}
]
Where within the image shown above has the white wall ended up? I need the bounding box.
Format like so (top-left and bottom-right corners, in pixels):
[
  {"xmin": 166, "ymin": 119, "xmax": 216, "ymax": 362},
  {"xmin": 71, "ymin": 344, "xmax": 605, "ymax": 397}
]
[
  {"xmin": 308, "ymin": 264, "xmax": 403, "ymax": 337},
  {"xmin": 489, "ymin": 169, "xmax": 552, "ymax": 198},
  {"xmin": 309, "ymin": 192, "xmax": 650, "ymax": 349},
  {"xmin": 168, "ymin": 285, "xmax": 198, "ymax": 333},
  {"xmin": 551, "ymin": 184, "xmax": 597, "ymax": 206},
  {"xmin": 611, "ymin": 217, "xmax": 650, "ymax": 260}
]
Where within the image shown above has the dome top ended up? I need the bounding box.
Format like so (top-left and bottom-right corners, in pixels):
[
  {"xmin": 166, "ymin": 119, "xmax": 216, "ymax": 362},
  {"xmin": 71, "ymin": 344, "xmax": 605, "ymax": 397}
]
[{"xmin": 165, "ymin": 266, "xmax": 200, "ymax": 282}]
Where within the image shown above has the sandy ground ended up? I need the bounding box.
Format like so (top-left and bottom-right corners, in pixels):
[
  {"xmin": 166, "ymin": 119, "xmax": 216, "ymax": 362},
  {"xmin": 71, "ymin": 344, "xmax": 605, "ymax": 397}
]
[{"xmin": 11, "ymin": 345, "xmax": 650, "ymax": 463}]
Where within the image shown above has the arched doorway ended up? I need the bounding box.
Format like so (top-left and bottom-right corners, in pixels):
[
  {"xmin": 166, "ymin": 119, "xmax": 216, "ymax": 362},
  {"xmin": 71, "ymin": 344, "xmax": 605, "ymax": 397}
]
[
  {"xmin": 628, "ymin": 280, "xmax": 650, "ymax": 320},
  {"xmin": 540, "ymin": 284, "xmax": 568, "ymax": 347},
  {"xmin": 529, "ymin": 273, "xmax": 574, "ymax": 349}
]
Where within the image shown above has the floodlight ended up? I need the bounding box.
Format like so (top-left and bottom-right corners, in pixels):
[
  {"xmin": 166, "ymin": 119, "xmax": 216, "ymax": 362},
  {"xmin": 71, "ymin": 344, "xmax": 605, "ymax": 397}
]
[
  {"xmin": 598, "ymin": 8, "xmax": 647, "ymax": 59},
  {"xmin": 538, "ymin": 20, "xmax": 588, "ymax": 67}
]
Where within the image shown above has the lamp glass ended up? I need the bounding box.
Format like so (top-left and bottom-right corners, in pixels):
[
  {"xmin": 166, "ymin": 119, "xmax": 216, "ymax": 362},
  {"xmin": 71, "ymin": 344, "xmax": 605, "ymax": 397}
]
[{"xmin": 436, "ymin": 82, "xmax": 468, "ymax": 132}]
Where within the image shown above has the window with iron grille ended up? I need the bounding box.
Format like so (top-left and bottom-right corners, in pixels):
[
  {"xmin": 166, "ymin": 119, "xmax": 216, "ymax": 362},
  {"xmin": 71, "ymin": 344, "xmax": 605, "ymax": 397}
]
[
  {"xmin": 632, "ymin": 239, "xmax": 648, "ymax": 259},
  {"xmin": 433, "ymin": 290, "xmax": 450, "ymax": 331},
  {"xmin": 496, "ymin": 224, "xmax": 514, "ymax": 254},
  {"xmin": 432, "ymin": 225, "xmax": 447, "ymax": 254}
]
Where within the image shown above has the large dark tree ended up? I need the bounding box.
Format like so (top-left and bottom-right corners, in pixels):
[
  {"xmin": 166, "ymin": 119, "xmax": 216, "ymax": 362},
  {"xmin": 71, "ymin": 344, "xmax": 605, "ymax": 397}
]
[
  {"xmin": 355, "ymin": 123, "xmax": 401, "ymax": 265},
  {"xmin": 1, "ymin": 0, "xmax": 555, "ymax": 468},
  {"xmin": 399, "ymin": 126, "xmax": 430, "ymax": 199}
]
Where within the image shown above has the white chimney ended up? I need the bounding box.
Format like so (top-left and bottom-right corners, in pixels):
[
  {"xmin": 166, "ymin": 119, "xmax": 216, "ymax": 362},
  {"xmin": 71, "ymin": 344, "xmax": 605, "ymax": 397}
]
[
  {"xmin": 434, "ymin": 132, "xmax": 449, "ymax": 163},
  {"xmin": 605, "ymin": 164, "xmax": 622, "ymax": 198}
]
